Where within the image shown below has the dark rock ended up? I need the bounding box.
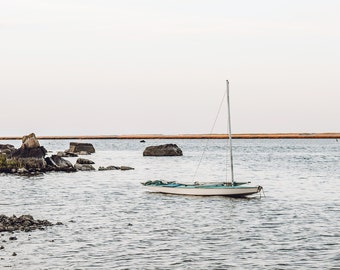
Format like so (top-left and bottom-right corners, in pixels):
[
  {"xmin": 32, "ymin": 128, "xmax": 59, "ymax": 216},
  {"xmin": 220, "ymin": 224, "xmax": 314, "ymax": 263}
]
[
  {"xmin": 11, "ymin": 133, "xmax": 46, "ymax": 159},
  {"xmin": 73, "ymin": 157, "xmax": 96, "ymax": 170},
  {"xmin": 0, "ymin": 133, "xmax": 97, "ymax": 174},
  {"xmin": 0, "ymin": 214, "xmax": 56, "ymax": 233},
  {"xmin": 0, "ymin": 144, "xmax": 15, "ymax": 150},
  {"xmin": 9, "ymin": 236, "xmax": 17, "ymax": 241},
  {"xmin": 74, "ymin": 163, "xmax": 95, "ymax": 171},
  {"xmin": 11, "ymin": 147, "xmax": 47, "ymax": 159},
  {"xmin": 66, "ymin": 142, "xmax": 95, "ymax": 155},
  {"xmin": 98, "ymin": 165, "xmax": 120, "ymax": 171},
  {"xmin": 0, "ymin": 144, "xmax": 15, "ymax": 155},
  {"xmin": 143, "ymin": 144, "xmax": 183, "ymax": 156},
  {"xmin": 140, "ymin": 140, "xmax": 146, "ymax": 143},
  {"xmin": 120, "ymin": 166, "xmax": 134, "ymax": 171},
  {"xmin": 12, "ymin": 252, "xmax": 17, "ymax": 256},
  {"xmin": 57, "ymin": 151, "xmax": 78, "ymax": 158},
  {"xmin": 76, "ymin": 158, "xmax": 95, "ymax": 165},
  {"xmin": 18, "ymin": 157, "xmax": 47, "ymax": 172},
  {"xmin": 4, "ymin": 133, "xmax": 48, "ymax": 173},
  {"xmin": 45, "ymin": 155, "xmax": 76, "ymax": 172},
  {"xmin": 98, "ymin": 165, "xmax": 134, "ymax": 171}
]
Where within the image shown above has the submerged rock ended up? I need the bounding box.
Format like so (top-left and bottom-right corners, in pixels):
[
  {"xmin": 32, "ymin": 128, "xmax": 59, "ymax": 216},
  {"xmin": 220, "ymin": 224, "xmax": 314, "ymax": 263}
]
[
  {"xmin": 120, "ymin": 166, "xmax": 134, "ymax": 171},
  {"xmin": 74, "ymin": 163, "xmax": 95, "ymax": 171},
  {"xmin": 76, "ymin": 158, "xmax": 95, "ymax": 164},
  {"xmin": 98, "ymin": 165, "xmax": 120, "ymax": 171},
  {"xmin": 98, "ymin": 165, "xmax": 134, "ymax": 171},
  {"xmin": 0, "ymin": 214, "xmax": 59, "ymax": 233},
  {"xmin": 143, "ymin": 144, "xmax": 183, "ymax": 156}
]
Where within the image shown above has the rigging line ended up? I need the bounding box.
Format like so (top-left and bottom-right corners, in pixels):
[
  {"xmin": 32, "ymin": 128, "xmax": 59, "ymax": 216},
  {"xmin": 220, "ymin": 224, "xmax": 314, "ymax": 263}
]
[{"xmin": 192, "ymin": 89, "xmax": 227, "ymax": 181}]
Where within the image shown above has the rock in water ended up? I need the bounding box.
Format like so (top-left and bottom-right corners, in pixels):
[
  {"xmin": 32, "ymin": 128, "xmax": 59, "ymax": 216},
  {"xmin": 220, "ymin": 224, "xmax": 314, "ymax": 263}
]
[
  {"xmin": 74, "ymin": 158, "xmax": 95, "ymax": 171},
  {"xmin": 98, "ymin": 165, "xmax": 120, "ymax": 171},
  {"xmin": 22, "ymin": 133, "xmax": 40, "ymax": 148},
  {"xmin": 9, "ymin": 133, "xmax": 47, "ymax": 172},
  {"xmin": 11, "ymin": 133, "xmax": 47, "ymax": 159},
  {"xmin": 0, "ymin": 144, "xmax": 15, "ymax": 155},
  {"xmin": 45, "ymin": 155, "xmax": 76, "ymax": 172},
  {"xmin": 57, "ymin": 151, "xmax": 78, "ymax": 157},
  {"xmin": 76, "ymin": 158, "xmax": 95, "ymax": 164},
  {"xmin": 0, "ymin": 214, "xmax": 56, "ymax": 233},
  {"xmin": 143, "ymin": 144, "xmax": 183, "ymax": 156},
  {"xmin": 74, "ymin": 163, "xmax": 95, "ymax": 171},
  {"xmin": 120, "ymin": 166, "xmax": 134, "ymax": 170},
  {"xmin": 66, "ymin": 142, "xmax": 95, "ymax": 155}
]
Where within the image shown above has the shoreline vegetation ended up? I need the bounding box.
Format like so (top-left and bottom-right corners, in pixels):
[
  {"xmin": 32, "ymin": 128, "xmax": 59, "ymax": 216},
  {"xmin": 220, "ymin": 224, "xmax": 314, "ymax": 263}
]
[{"xmin": 0, "ymin": 133, "xmax": 339, "ymax": 140}]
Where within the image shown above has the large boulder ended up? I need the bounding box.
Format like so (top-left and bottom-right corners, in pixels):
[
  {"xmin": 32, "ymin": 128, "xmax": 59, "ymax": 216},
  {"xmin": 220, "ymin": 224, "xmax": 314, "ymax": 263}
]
[
  {"xmin": 45, "ymin": 155, "xmax": 76, "ymax": 172},
  {"xmin": 10, "ymin": 133, "xmax": 47, "ymax": 159},
  {"xmin": 143, "ymin": 144, "xmax": 183, "ymax": 156},
  {"xmin": 22, "ymin": 133, "xmax": 40, "ymax": 148},
  {"xmin": 66, "ymin": 142, "xmax": 95, "ymax": 155},
  {"xmin": 9, "ymin": 133, "xmax": 47, "ymax": 172}
]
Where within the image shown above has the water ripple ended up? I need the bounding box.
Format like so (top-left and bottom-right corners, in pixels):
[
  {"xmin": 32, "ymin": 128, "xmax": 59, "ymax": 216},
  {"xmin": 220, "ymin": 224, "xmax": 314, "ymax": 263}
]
[{"xmin": 0, "ymin": 139, "xmax": 339, "ymax": 269}]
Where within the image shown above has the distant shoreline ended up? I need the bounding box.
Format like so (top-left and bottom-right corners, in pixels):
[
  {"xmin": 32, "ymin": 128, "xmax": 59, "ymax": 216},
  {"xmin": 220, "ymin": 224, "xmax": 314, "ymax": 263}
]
[{"xmin": 0, "ymin": 133, "xmax": 339, "ymax": 140}]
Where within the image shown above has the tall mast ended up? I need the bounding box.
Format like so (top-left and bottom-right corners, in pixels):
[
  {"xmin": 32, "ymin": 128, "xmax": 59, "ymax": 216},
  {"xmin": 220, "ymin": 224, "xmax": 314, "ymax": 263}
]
[{"xmin": 226, "ymin": 80, "xmax": 234, "ymax": 185}]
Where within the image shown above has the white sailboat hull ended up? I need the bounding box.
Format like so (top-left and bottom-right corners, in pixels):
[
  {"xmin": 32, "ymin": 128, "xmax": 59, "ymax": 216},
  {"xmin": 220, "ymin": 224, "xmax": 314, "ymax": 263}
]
[{"xmin": 144, "ymin": 185, "xmax": 262, "ymax": 197}]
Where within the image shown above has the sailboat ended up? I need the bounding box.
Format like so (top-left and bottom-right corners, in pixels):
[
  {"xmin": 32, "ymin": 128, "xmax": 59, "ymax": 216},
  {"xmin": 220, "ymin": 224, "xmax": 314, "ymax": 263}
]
[{"xmin": 142, "ymin": 80, "xmax": 263, "ymax": 197}]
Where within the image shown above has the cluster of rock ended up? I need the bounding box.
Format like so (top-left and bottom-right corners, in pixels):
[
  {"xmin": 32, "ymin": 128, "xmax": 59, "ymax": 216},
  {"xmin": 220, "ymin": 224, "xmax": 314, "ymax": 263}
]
[
  {"xmin": 0, "ymin": 133, "xmax": 80, "ymax": 174},
  {"xmin": 143, "ymin": 144, "xmax": 183, "ymax": 156},
  {"xmin": 0, "ymin": 133, "xmax": 136, "ymax": 174},
  {"xmin": 0, "ymin": 214, "xmax": 61, "ymax": 233},
  {"xmin": 0, "ymin": 133, "xmax": 184, "ymax": 174}
]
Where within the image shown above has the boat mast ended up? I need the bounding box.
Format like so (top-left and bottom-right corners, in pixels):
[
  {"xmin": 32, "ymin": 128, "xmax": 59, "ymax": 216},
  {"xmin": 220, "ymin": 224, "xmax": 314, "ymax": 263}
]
[{"xmin": 226, "ymin": 80, "xmax": 235, "ymax": 185}]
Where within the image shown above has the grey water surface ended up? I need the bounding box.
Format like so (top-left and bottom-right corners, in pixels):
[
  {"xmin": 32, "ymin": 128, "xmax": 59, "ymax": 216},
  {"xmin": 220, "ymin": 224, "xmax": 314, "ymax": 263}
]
[{"xmin": 1, "ymin": 139, "xmax": 339, "ymax": 269}]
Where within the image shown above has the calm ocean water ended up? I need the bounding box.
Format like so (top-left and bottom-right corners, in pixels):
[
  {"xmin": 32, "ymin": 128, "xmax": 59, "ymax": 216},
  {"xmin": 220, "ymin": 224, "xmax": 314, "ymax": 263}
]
[{"xmin": 0, "ymin": 139, "xmax": 339, "ymax": 269}]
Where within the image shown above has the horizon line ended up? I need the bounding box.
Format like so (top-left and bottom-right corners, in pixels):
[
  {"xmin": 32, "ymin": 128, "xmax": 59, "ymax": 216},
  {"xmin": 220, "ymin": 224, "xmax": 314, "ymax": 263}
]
[{"xmin": 0, "ymin": 132, "xmax": 339, "ymax": 140}]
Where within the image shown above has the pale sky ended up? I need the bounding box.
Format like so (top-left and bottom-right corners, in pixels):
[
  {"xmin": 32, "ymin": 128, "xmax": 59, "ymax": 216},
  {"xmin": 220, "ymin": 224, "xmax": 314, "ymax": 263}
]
[{"xmin": 1, "ymin": 0, "xmax": 339, "ymax": 136}]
